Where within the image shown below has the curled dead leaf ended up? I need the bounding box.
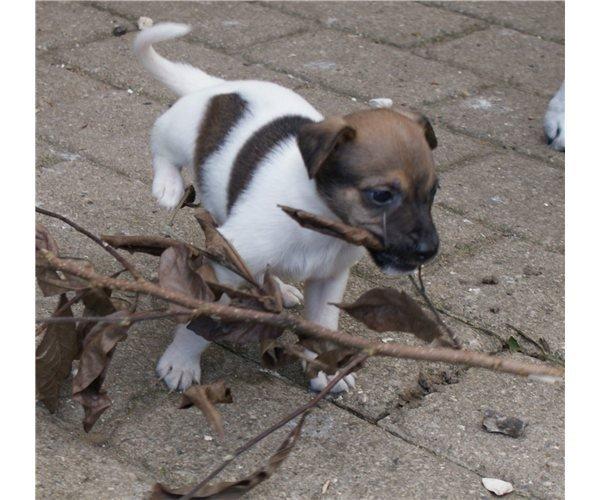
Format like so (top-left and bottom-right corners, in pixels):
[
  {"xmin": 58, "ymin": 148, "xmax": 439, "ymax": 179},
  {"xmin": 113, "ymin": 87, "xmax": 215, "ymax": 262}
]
[
  {"xmin": 151, "ymin": 413, "xmax": 307, "ymax": 499},
  {"xmin": 36, "ymin": 294, "xmax": 79, "ymax": 412},
  {"xmin": 72, "ymin": 311, "xmax": 130, "ymax": 432},
  {"xmin": 279, "ymin": 205, "xmax": 384, "ymax": 251},
  {"xmin": 334, "ymin": 288, "xmax": 442, "ymax": 342},
  {"xmin": 179, "ymin": 380, "xmax": 233, "ymax": 440},
  {"xmin": 159, "ymin": 244, "xmax": 214, "ymax": 312}
]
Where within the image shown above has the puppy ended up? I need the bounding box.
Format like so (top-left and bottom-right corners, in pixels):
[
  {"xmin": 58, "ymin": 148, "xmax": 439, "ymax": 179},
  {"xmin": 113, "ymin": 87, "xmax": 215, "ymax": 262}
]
[
  {"xmin": 544, "ymin": 82, "xmax": 565, "ymax": 151},
  {"xmin": 134, "ymin": 23, "xmax": 440, "ymax": 393}
]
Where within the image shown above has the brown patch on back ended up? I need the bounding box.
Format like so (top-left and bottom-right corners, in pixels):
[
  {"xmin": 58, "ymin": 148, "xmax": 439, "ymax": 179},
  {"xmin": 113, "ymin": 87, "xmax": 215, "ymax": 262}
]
[
  {"xmin": 195, "ymin": 93, "xmax": 248, "ymax": 191},
  {"xmin": 227, "ymin": 115, "xmax": 314, "ymax": 212}
]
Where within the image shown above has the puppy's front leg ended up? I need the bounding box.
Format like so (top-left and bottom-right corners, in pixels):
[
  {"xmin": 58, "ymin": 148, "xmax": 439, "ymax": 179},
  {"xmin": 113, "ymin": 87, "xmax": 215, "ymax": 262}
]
[{"xmin": 303, "ymin": 269, "xmax": 356, "ymax": 393}]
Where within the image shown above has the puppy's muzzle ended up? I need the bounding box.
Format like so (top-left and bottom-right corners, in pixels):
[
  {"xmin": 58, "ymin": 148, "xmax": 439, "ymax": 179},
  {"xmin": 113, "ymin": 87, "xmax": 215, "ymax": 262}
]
[{"xmin": 369, "ymin": 229, "xmax": 439, "ymax": 274}]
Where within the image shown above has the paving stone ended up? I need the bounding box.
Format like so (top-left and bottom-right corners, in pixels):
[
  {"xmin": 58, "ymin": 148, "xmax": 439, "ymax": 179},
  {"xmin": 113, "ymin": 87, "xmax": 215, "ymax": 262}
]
[
  {"xmin": 244, "ymin": 29, "xmax": 484, "ymax": 105},
  {"xmin": 379, "ymin": 353, "xmax": 564, "ymax": 498},
  {"xmin": 35, "ymin": 1, "xmax": 132, "ymax": 52},
  {"xmin": 426, "ymin": 85, "xmax": 565, "ymax": 166},
  {"xmin": 109, "ymin": 346, "xmax": 488, "ymax": 498},
  {"xmin": 415, "ymin": 26, "xmax": 564, "ymax": 97},
  {"xmin": 94, "ymin": 1, "xmax": 308, "ymax": 51},
  {"xmin": 426, "ymin": 1, "xmax": 565, "ymax": 43},
  {"xmin": 37, "ymin": 409, "xmax": 153, "ymax": 499},
  {"xmin": 437, "ymin": 153, "xmax": 564, "ymax": 251},
  {"xmin": 272, "ymin": 1, "xmax": 485, "ymax": 47},
  {"xmin": 51, "ymin": 31, "xmax": 300, "ymax": 104},
  {"xmin": 36, "ymin": 60, "xmax": 164, "ymax": 184},
  {"xmin": 422, "ymin": 237, "xmax": 564, "ymax": 357}
]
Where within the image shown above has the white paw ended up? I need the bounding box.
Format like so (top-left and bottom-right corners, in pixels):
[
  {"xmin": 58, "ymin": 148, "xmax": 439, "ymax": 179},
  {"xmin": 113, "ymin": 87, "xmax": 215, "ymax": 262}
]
[
  {"xmin": 303, "ymin": 348, "xmax": 356, "ymax": 394},
  {"xmin": 273, "ymin": 277, "xmax": 303, "ymax": 308},
  {"xmin": 152, "ymin": 168, "xmax": 185, "ymax": 209},
  {"xmin": 543, "ymin": 83, "xmax": 565, "ymax": 152},
  {"xmin": 310, "ymin": 370, "xmax": 356, "ymax": 394},
  {"xmin": 156, "ymin": 326, "xmax": 209, "ymax": 391}
]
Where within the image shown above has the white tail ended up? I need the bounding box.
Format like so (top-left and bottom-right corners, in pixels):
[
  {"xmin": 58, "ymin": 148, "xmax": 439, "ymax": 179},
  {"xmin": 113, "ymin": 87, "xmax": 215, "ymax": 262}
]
[{"xmin": 133, "ymin": 22, "xmax": 223, "ymax": 97}]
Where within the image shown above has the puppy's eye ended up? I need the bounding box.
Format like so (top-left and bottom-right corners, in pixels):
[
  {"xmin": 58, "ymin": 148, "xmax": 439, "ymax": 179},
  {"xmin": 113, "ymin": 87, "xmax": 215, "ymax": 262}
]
[{"xmin": 364, "ymin": 189, "xmax": 396, "ymax": 206}]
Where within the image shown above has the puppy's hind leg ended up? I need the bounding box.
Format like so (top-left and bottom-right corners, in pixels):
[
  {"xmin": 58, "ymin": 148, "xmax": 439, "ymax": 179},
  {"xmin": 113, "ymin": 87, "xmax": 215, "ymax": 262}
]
[{"xmin": 152, "ymin": 155, "xmax": 185, "ymax": 209}]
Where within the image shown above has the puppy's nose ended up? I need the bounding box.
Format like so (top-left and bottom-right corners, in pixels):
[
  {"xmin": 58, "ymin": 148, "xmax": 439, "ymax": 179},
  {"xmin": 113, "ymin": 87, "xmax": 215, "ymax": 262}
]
[{"xmin": 415, "ymin": 240, "xmax": 438, "ymax": 262}]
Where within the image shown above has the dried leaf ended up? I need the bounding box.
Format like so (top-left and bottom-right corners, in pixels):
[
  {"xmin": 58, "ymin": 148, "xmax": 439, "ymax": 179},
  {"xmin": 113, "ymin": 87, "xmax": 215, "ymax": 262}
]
[
  {"xmin": 482, "ymin": 410, "xmax": 527, "ymax": 438},
  {"xmin": 188, "ymin": 272, "xmax": 283, "ymax": 344},
  {"xmin": 36, "ymin": 224, "xmax": 68, "ymax": 296},
  {"xmin": 151, "ymin": 413, "xmax": 307, "ymax": 499},
  {"xmin": 75, "ymin": 287, "xmax": 118, "ymax": 356},
  {"xmin": 179, "ymin": 381, "xmax": 233, "ymax": 439},
  {"xmin": 279, "ymin": 205, "xmax": 384, "ymax": 251},
  {"xmin": 260, "ymin": 339, "xmax": 293, "ymax": 369},
  {"xmin": 304, "ymin": 348, "xmax": 357, "ymax": 378},
  {"xmin": 36, "ymin": 294, "xmax": 79, "ymax": 412},
  {"xmin": 335, "ymin": 288, "xmax": 442, "ymax": 342},
  {"xmin": 194, "ymin": 209, "xmax": 258, "ymax": 287},
  {"xmin": 101, "ymin": 234, "xmax": 201, "ymax": 258},
  {"xmin": 72, "ymin": 312, "xmax": 129, "ymax": 432},
  {"xmin": 159, "ymin": 245, "xmax": 214, "ymax": 312}
]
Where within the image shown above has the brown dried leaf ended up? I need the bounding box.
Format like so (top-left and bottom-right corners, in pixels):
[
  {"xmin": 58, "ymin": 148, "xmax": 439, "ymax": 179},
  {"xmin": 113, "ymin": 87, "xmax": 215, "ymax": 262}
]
[
  {"xmin": 335, "ymin": 287, "xmax": 442, "ymax": 342},
  {"xmin": 260, "ymin": 339, "xmax": 293, "ymax": 369},
  {"xmin": 101, "ymin": 234, "xmax": 201, "ymax": 258},
  {"xmin": 188, "ymin": 272, "xmax": 283, "ymax": 344},
  {"xmin": 36, "ymin": 294, "xmax": 79, "ymax": 412},
  {"xmin": 72, "ymin": 311, "xmax": 129, "ymax": 432},
  {"xmin": 151, "ymin": 413, "xmax": 307, "ymax": 499},
  {"xmin": 75, "ymin": 287, "xmax": 118, "ymax": 357},
  {"xmin": 194, "ymin": 209, "xmax": 258, "ymax": 287},
  {"xmin": 279, "ymin": 205, "xmax": 384, "ymax": 251},
  {"xmin": 179, "ymin": 381, "xmax": 233, "ymax": 439},
  {"xmin": 305, "ymin": 348, "xmax": 357, "ymax": 378},
  {"xmin": 159, "ymin": 245, "xmax": 214, "ymax": 312},
  {"xmin": 36, "ymin": 224, "xmax": 68, "ymax": 296}
]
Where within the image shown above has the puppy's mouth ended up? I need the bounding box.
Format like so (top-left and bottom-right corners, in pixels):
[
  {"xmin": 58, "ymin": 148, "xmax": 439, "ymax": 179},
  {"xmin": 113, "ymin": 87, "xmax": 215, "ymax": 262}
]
[{"xmin": 368, "ymin": 248, "xmax": 437, "ymax": 276}]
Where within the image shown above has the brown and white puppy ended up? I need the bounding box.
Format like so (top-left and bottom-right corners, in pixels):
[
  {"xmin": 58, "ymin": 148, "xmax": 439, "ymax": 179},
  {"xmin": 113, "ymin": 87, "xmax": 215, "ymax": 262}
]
[{"xmin": 134, "ymin": 23, "xmax": 439, "ymax": 393}]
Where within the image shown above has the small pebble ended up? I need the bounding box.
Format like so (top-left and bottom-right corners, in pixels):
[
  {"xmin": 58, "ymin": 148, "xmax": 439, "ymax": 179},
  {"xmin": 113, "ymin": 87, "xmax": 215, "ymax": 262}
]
[
  {"xmin": 482, "ymin": 409, "xmax": 527, "ymax": 438},
  {"xmin": 369, "ymin": 97, "xmax": 394, "ymax": 109},
  {"xmin": 112, "ymin": 25, "xmax": 128, "ymax": 37},
  {"xmin": 481, "ymin": 275, "xmax": 499, "ymax": 285},
  {"xmin": 137, "ymin": 16, "xmax": 154, "ymax": 30},
  {"xmin": 489, "ymin": 306, "xmax": 500, "ymax": 314},
  {"xmin": 482, "ymin": 477, "xmax": 514, "ymax": 496}
]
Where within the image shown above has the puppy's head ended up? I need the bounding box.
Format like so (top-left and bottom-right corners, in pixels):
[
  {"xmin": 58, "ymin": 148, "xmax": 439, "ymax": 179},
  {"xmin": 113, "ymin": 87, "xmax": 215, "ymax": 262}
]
[{"xmin": 297, "ymin": 108, "xmax": 439, "ymax": 274}]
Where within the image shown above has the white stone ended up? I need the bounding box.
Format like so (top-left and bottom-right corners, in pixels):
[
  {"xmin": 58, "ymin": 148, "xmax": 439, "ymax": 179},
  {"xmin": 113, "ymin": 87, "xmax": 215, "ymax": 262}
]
[
  {"xmin": 482, "ymin": 477, "xmax": 514, "ymax": 496},
  {"xmin": 137, "ymin": 16, "xmax": 154, "ymax": 30},
  {"xmin": 369, "ymin": 98, "xmax": 394, "ymax": 109}
]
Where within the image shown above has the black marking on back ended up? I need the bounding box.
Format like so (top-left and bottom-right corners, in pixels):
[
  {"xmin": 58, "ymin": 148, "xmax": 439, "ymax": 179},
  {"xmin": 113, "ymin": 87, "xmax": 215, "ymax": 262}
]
[
  {"xmin": 195, "ymin": 93, "xmax": 248, "ymax": 191},
  {"xmin": 227, "ymin": 115, "xmax": 314, "ymax": 212}
]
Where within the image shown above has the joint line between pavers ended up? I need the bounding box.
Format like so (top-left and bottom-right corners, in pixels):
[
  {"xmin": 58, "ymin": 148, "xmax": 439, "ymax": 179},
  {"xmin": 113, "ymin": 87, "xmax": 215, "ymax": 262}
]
[
  {"xmin": 416, "ymin": 0, "xmax": 564, "ymax": 45},
  {"xmin": 258, "ymin": 0, "xmax": 490, "ymax": 51}
]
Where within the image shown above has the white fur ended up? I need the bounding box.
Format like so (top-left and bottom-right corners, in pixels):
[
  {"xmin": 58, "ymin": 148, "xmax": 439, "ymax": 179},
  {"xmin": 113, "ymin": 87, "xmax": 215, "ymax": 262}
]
[
  {"xmin": 138, "ymin": 23, "xmax": 365, "ymax": 392},
  {"xmin": 544, "ymin": 82, "xmax": 565, "ymax": 152}
]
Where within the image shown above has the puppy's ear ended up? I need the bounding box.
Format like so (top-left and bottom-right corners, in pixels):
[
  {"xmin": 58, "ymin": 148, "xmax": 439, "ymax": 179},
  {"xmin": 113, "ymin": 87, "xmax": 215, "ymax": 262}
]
[
  {"xmin": 397, "ymin": 110, "xmax": 438, "ymax": 150},
  {"xmin": 297, "ymin": 118, "xmax": 356, "ymax": 178}
]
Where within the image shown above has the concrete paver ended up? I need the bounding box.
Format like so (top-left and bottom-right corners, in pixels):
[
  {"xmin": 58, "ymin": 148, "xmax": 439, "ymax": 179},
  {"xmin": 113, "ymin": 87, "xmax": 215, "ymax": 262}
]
[
  {"xmin": 426, "ymin": 84, "xmax": 565, "ymax": 166},
  {"xmin": 244, "ymin": 29, "xmax": 484, "ymax": 105},
  {"xmin": 270, "ymin": 1, "xmax": 485, "ymax": 47},
  {"xmin": 379, "ymin": 353, "xmax": 565, "ymax": 498},
  {"xmin": 415, "ymin": 26, "xmax": 564, "ymax": 97},
  {"xmin": 94, "ymin": 1, "xmax": 309, "ymax": 51},
  {"xmin": 437, "ymin": 154, "xmax": 564, "ymax": 251},
  {"xmin": 425, "ymin": 1, "xmax": 565, "ymax": 43}
]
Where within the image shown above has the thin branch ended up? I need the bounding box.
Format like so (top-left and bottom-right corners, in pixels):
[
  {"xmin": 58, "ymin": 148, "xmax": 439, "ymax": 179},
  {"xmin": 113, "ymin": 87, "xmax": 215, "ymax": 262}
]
[
  {"xmin": 39, "ymin": 250, "xmax": 564, "ymax": 379},
  {"xmin": 409, "ymin": 269, "xmax": 462, "ymax": 348},
  {"xmin": 36, "ymin": 206, "xmax": 144, "ymax": 281},
  {"xmin": 180, "ymin": 353, "xmax": 369, "ymax": 500}
]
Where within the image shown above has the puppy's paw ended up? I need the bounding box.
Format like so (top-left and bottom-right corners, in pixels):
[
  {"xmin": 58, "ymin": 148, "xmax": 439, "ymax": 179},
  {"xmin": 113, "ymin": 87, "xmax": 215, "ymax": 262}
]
[
  {"xmin": 544, "ymin": 84, "xmax": 565, "ymax": 152},
  {"xmin": 273, "ymin": 277, "xmax": 303, "ymax": 308},
  {"xmin": 309, "ymin": 371, "xmax": 356, "ymax": 394},
  {"xmin": 156, "ymin": 346, "xmax": 201, "ymax": 391},
  {"xmin": 156, "ymin": 326, "xmax": 207, "ymax": 391},
  {"xmin": 152, "ymin": 168, "xmax": 185, "ymax": 209}
]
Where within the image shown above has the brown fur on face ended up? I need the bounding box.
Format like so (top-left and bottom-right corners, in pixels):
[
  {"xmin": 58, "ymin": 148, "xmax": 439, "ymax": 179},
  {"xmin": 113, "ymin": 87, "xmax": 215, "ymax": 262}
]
[{"xmin": 297, "ymin": 108, "xmax": 440, "ymax": 273}]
